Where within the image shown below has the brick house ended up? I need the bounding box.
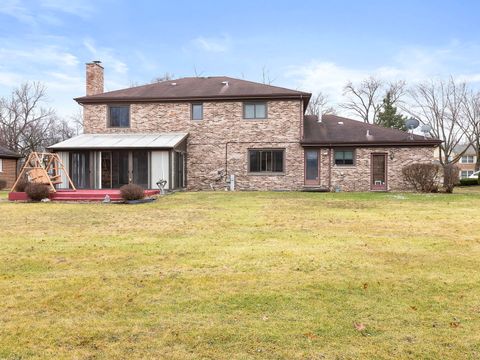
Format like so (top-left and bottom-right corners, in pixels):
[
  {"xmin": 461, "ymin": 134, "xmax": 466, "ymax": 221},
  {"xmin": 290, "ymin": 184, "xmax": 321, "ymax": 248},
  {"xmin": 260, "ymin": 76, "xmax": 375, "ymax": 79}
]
[
  {"xmin": 0, "ymin": 145, "xmax": 21, "ymax": 189},
  {"xmin": 49, "ymin": 61, "xmax": 440, "ymax": 192},
  {"xmin": 452, "ymin": 145, "xmax": 477, "ymax": 178}
]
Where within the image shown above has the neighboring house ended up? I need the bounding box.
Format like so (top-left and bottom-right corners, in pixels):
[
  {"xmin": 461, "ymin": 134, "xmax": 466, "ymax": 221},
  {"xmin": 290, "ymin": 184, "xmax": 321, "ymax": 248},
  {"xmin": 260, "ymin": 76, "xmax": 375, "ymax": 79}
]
[
  {"xmin": 451, "ymin": 144, "xmax": 477, "ymax": 179},
  {"xmin": 49, "ymin": 61, "xmax": 441, "ymax": 192},
  {"xmin": 0, "ymin": 145, "xmax": 21, "ymax": 189}
]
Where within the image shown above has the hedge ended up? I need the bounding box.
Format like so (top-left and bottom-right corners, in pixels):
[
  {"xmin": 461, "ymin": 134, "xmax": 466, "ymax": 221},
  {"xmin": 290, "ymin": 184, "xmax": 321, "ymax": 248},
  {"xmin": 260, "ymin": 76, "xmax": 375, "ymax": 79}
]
[{"xmin": 459, "ymin": 178, "xmax": 479, "ymax": 186}]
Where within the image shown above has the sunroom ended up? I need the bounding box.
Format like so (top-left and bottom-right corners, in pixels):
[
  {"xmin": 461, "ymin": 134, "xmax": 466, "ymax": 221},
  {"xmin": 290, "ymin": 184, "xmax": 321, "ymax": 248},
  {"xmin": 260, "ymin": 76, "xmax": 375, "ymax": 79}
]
[{"xmin": 48, "ymin": 133, "xmax": 188, "ymax": 191}]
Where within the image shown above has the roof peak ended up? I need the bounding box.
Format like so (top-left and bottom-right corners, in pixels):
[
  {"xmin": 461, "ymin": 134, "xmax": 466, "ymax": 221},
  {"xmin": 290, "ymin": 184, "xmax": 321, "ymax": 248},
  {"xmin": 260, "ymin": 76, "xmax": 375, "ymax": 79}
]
[{"xmin": 75, "ymin": 75, "xmax": 311, "ymax": 104}]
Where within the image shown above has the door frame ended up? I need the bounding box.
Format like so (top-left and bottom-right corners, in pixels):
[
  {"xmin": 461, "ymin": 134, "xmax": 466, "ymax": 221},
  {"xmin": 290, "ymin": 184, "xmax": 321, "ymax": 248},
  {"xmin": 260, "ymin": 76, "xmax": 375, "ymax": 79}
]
[
  {"xmin": 304, "ymin": 148, "xmax": 321, "ymax": 186},
  {"xmin": 370, "ymin": 152, "xmax": 388, "ymax": 191}
]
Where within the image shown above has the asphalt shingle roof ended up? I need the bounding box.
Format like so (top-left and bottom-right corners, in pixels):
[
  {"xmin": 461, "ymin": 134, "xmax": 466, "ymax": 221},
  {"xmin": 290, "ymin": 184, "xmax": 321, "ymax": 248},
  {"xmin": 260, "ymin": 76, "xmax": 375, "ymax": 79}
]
[
  {"xmin": 303, "ymin": 115, "xmax": 442, "ymax": 146},
  {"xmin": 0, "ymin": 145, "xmax": 21, "ymax": 158},
  {"xmin": 75, "ymin": 76, "xmax": 311, "ymax": 105}
]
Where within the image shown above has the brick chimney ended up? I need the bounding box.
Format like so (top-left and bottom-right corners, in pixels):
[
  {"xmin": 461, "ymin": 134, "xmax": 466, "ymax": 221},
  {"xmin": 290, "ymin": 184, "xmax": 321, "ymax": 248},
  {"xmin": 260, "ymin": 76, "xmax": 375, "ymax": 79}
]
[{"xmin": 86, "ymin": 61, "xmax": 104, "ymax": 96}]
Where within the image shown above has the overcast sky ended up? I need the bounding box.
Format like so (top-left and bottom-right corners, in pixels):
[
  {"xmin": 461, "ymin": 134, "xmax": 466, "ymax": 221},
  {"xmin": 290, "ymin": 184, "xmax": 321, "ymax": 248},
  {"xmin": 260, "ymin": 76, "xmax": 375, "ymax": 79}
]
[{"xmin": 1, "ymin": 0, "xmax": 480, "ymax": 118}]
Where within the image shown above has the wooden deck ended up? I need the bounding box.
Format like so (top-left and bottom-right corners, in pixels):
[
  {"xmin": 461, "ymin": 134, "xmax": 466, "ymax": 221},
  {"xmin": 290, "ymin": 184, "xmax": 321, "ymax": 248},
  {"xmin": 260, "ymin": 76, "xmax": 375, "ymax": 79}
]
[{"xmin": 8, "ymin": 189, "xmax": 160, "ymax": 202}]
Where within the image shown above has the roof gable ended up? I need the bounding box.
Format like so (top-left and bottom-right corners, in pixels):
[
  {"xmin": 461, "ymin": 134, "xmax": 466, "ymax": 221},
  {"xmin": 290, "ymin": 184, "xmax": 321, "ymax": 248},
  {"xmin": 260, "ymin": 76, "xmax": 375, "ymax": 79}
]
[
  {"xmin": 303, "ymin": 115, "xmax": 441, "ymax": 146},
  {"xmin": 75, "ymin": 76, "xmax": 311, "ymax": 105}
]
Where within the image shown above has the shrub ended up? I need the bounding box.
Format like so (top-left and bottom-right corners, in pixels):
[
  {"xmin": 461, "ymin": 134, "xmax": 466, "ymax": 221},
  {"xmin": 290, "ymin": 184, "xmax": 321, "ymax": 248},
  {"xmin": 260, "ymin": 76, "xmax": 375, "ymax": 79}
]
[
  {"xmin": 14, "ymin": 178, "xmax": 29, "ymax": 192},
  {"xmin": 443, "ymin": 163, "xmax": 460, "ymax": 193},
  {"xmin": 120, "ymin": 183, "xmax": 145, "ymax": 201},
  {"xmin": 459, "ymin": 178, "xmax": 479, "ymax": 186},
  {"xmin": 402, "ymin": 163, "xmax": 441, "ymax": 193},
  {"xmin": 0, "ymin": 179, "xmax": 6, "ymax": 190},
  {"xmin": 25, "ymin": 183, "xmax": 50, "ymax": 201}
]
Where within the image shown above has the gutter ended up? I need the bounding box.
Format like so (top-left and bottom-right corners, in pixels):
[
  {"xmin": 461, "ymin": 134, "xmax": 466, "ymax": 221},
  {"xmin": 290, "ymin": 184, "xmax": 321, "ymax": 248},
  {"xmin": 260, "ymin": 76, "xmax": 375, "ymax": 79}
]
[
  {"xmin": 301, "ymin": 140, "xmax": 442, "ymax": 147},
  {"xmin": 74, "ymin": 94, "xmax": 311, "ymax": 105}
]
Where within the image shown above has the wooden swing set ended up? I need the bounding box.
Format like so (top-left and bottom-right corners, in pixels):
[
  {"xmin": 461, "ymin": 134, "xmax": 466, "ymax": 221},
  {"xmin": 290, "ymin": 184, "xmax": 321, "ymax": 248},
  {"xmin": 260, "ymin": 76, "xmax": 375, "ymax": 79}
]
[{"xmin": 12, "ymin": 152, "xmax": 76, "ymax": 192}]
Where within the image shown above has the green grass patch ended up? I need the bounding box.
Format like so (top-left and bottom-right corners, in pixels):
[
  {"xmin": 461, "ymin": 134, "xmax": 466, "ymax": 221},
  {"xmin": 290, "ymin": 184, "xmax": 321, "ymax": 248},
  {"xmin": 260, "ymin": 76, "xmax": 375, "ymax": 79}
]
[{"xmin": 1, "ymin": 190, "xmax": 480, "ymax": 359}]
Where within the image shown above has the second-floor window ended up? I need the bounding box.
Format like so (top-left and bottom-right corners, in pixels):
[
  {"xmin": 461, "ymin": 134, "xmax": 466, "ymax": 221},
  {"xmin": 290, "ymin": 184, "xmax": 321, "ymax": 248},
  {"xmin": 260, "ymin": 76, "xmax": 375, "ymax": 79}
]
[
  {"xmin": 244, "ymin": 102, "xmax": 267, "ymax": 119},
  {"xmin": 191, "ymin": 103, "xmax": 203, "ymax": 120},
  {"xmin": 109, "ymin": 105, "xmax": 130, "ymax": 128},
  {"xmin": 460, "ymin": 155, "xmax": 474, "ymax": 164}
]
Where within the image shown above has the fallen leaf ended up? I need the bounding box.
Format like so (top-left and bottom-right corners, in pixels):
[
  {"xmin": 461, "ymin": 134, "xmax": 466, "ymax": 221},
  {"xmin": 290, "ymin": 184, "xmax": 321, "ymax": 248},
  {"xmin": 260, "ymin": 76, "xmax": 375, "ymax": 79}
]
[
  {"xmin": 304, "ymin": 332, "xmax": 317, "ymax": 340},
  {"xmin": 363, "ymin": 283, "xmax": 368, "ymax": 290},
  {"xmin": 354, "ymin": 322, "xmax": 366, "ymax": 331},
  {"xmin": 450, "ymin": 321, "xmax": 460, "ymax": 328},
  {"xmin": 410, "ymin": 306, "xmax": 417, "ymax": 311}
]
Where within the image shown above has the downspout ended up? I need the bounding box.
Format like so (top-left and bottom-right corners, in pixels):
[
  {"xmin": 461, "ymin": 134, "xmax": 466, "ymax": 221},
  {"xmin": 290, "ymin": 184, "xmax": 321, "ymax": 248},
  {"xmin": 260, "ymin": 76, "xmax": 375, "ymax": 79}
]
[{"xmin": 328, "ymin": 148, "xmax": 332, "ymax": 189}]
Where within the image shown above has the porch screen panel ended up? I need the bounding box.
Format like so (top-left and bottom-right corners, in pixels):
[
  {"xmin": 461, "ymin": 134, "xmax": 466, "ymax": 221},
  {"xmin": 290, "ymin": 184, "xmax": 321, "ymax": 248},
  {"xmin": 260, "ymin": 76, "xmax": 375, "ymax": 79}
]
[
  {"xmin": 151, "ymin": 151, "xmax": 170, "ymax": 190},
  {"xmin": 57, "ymin": 151, "xmax": 69, "ymax": 189},
  {"xmin": 132, "ymin": 150, "xmax": 149, "ymax": 189}
]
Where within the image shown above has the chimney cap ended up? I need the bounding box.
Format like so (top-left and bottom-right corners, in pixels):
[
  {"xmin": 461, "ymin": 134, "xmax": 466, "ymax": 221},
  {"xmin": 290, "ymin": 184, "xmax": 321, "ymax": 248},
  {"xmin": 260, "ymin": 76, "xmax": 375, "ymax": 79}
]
[{"xmin": 87, "ymin": 60, "xmax": 103, "ymax": 68}]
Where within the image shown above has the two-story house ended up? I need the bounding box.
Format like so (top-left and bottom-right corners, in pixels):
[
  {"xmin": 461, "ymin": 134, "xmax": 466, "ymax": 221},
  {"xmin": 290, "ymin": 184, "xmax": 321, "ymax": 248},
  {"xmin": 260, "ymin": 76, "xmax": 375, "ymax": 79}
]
[
  {"xmin": 49, "ymin": 61, "xmax": 441, "ymax": 192},
  {"xmin": 452, "ymin": 144, "xmax": 478, "ymax": 178}
]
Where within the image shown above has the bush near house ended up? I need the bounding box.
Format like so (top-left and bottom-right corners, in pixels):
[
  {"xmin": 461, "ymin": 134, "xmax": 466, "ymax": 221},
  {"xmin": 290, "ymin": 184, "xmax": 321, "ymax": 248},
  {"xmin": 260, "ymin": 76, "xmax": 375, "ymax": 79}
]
[
  {"xmin": 0, "ymin": 179, "xmax": 6, "ymax": 190},
  {"xmin": 14, "ymin": 178, "xmax": 29, "ymax": 192},
  {"xmin": 402, "ymin": 163, "xmax": 441, "ymax": 193},
  {"xmin": 25, "ymin": 183, "xmax": 50, "ymax": 201},
  {"xmin": 119, "ymin": 183, "xmax": 145, "ymax": 201},
  {"xmin": 459, "ymin": 178, "xmax": 479, "ymax": 186}
]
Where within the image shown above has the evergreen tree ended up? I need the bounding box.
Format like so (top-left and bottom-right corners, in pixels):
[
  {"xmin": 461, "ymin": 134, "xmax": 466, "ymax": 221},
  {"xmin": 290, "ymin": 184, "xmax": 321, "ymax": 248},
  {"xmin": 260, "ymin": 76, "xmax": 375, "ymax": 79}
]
[{"xmin": 376, "ymin": 91, "xmax": 407, "ymax": 130}]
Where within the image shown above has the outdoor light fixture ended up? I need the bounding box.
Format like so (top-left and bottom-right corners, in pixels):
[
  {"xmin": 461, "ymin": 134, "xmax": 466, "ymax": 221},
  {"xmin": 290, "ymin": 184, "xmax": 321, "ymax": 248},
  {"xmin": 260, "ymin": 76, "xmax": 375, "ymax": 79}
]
[{"xmin": 390, "ymin": 152, "xmax": 395, "ymax": 160}]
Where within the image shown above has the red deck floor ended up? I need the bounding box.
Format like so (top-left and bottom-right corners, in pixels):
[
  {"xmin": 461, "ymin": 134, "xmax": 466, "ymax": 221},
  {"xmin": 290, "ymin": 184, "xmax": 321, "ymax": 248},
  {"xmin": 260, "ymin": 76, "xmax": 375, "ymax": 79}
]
[{"xmin": 8, "ymin": 189, "xmax": 160, "ymax": 202}]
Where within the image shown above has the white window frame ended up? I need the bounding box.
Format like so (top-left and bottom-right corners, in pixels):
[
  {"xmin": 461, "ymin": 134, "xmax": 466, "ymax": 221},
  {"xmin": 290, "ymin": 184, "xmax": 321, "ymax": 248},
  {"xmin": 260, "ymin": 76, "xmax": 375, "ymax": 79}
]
[
  {"xmin": 460, "ymin": 155, "xmax": 474, "ymax": 164},
  {"xmin": 0, "ymin": 158, "xmax": 3, "ymax": 172},
  {"xmin": 460, "ymin": 170, "xmax": 474, "ymax": 178}
]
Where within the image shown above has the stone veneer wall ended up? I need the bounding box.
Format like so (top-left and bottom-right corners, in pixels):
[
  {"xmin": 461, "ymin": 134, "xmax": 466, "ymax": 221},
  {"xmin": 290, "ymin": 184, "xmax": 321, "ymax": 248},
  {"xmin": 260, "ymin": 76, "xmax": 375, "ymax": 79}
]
[
  {"xmin": 83, "ymin": 100, "xmax": 304, "ymax": 190},
  {"xmin": 0, "ymin": 158, "xmax": 18, "ymax": 189},
  {"xmin": 317, "ymin": 146, "xmax": 435, "ymax": 191}
]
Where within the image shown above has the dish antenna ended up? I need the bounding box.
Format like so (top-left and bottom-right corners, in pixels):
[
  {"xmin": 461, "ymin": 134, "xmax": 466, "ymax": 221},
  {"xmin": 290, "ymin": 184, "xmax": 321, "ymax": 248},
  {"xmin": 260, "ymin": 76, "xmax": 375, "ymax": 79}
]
[
  {"xmin": 405, "ymin": 118, "xmax": 420, "ymax": 140},
  {"xmin": 405, "ymin": 118, "xmax": 420, "ymax": 130},
  {"xmin": 420, "ymin": 124, "xmax": 432, "ymax": 139}
]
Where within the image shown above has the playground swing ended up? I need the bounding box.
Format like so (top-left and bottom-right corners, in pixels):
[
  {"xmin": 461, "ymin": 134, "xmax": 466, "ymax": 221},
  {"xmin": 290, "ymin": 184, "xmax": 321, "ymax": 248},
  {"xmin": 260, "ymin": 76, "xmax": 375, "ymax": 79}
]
[{"xmin": 12, "ymin": 152, "xmax": 76, "ymax": 192}]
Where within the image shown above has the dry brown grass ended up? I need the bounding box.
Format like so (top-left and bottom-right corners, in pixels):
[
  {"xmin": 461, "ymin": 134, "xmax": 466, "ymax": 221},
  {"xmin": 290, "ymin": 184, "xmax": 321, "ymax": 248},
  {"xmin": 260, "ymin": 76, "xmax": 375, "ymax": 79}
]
[{"xmin": 0, "ymin": 189, "xmax": 479, "ymax": 359}]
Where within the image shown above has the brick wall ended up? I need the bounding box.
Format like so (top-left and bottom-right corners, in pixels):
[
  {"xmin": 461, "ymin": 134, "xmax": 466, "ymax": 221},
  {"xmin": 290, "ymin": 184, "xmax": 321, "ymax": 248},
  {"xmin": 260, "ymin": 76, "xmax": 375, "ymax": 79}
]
[
  {"xmin": 0, "ymin": 158, "xmax": 18, "ymax": 189},
  {"xmin": 86, "ymin": 62, "xmax": 104, "ymax": 96},
  {"xmin": 82, "ymin": 100, "xmax": 437, "ymax": 192},
  {"xmin": 83, "ymin": 100, "xmax": 304, "ymax": 190},
  {"xmin": 318, "ymin": 146, "xmax": 435, "ymax": 191}
]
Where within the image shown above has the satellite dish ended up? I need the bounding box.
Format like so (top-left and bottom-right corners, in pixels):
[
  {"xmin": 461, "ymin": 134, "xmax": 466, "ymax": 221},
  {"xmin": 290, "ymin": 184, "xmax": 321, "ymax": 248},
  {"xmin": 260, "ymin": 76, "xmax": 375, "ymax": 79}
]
[
  {"xmin": 420, "ymin": 124, "xmax": 432, "ymax": 139},
  {"xmin": 405, "ymin": 118, "xmax": 420, "ymax": 130},
  {"xmin": 420, "ymin": 124, "xmax": 432, "ymax": 133}
]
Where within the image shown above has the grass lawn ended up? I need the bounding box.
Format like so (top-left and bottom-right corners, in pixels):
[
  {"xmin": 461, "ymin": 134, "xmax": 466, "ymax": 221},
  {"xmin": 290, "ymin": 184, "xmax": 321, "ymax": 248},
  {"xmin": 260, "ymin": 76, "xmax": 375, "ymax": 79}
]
[{"xmin": 1, "ymin": 189, "xmax": 480, "ymax": 359}]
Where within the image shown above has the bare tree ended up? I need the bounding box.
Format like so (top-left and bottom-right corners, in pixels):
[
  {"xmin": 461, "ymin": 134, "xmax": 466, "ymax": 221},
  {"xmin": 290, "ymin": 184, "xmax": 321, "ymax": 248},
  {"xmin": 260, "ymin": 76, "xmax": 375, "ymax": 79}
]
[
  {"xmin": 69, "ymin": 107, "xmax": 84, "ymax": 135},
  {"xmin": 306, "ymin": 92, "xmax": 336, "ymax": 117},
  {"xmin": 193, "ymin": 66, "xmax": 204, "ymax": 77},
  {"xmin": 341, "ymin": 77, "xmax": 383, "ymax": 123},
  {"xmin": 407, "ymin": 78, "xmax": 470, "ymax": 166},
  {"xmin": 152, "ymin": 72, "xmax": 175, "ymax": 83},
  {"xmin": 261, "ymin": 66, "xmax": 276, "ymax": 85},
  {"xmin": 462, "ymin": 89, "xmax": 480, "ymax": 170},
  {"xmin": 0, "ymin": 82, "xmax": 76, "ymax": 156},
  {"xmin": 341, "ymin": 77, "xmax": 406, "ymax": 124}
]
